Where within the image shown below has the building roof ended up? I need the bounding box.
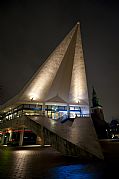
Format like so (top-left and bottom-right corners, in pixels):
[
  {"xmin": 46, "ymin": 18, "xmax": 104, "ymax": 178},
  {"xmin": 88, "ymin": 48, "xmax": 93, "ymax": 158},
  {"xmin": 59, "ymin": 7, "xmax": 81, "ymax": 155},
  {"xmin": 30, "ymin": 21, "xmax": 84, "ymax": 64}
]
[{"xmin": 0, "ymin": 22, "xmax": 89, "ymax": 112}]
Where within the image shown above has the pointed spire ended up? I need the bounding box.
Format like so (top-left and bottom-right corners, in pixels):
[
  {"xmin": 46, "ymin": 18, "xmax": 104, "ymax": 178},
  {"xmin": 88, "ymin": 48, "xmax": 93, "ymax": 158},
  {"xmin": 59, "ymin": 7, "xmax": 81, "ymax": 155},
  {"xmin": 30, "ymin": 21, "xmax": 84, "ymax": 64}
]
[
  {"xmin": 76, "ymin": 21, "xmax": 80, "ymax": 25},
  {"xmin": 92, "ymin": 86, "xmax": 97, "ymax": 97},
  {"xmin": 92, "ymin": 87, "xmax": 101, "ymax": 107}
]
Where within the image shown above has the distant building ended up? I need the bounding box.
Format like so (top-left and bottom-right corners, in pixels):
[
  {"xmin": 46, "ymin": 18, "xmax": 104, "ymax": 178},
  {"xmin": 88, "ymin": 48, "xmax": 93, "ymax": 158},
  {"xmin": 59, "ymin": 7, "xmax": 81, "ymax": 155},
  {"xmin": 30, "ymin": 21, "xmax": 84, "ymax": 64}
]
[
  {"xmin": 91, "ymin": 87, "xmax": 109, "ymax": 139},
  {"xmin": 109, "ymin": 119, "xmax": 119, "ymax": 139}
]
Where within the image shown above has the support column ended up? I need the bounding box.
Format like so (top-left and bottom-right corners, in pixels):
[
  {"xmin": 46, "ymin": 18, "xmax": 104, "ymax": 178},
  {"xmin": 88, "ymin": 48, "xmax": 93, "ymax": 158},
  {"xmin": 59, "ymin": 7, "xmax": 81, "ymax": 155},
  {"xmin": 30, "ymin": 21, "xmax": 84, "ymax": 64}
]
[
  {"xmin": 41, "ymin": 126, "xmax": 44, "ymax": 146},
  {"xmin": 1, "ymin": 132, "xmax": 5, "ymax": 145},
  {"xmin": 8, "ymin": 130, "xmax": 12, "ymax": 142},
  {"xmin": 67, "ymin": 104, "xmax": 70, "ymax": 118},
  {"xmin": 42, "ymin": 102, "xmax": 45, "ymax": 116},
  {"xmin": 19, "ymin": 128, "xmax": 24, "ymax": 146},
  {"xmin": 36, "ymin": 136, "xmax": 42, "ymax": 145}
]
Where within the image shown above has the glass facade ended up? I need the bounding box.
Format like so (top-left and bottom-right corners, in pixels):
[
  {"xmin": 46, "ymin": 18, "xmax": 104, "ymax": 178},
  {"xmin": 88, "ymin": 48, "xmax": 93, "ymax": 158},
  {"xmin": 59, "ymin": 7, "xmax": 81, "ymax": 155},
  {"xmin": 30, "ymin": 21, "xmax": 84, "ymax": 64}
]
[{"xmin": 1, "ymin": 103, "xmax": 89, "ymax": 122}]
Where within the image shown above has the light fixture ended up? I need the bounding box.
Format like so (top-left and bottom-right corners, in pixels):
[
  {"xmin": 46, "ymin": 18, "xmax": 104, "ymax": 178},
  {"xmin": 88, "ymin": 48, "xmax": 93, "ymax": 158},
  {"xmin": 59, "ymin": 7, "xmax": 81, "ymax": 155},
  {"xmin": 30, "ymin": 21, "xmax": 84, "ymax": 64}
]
[{"xmin": 29, "ymin": 93, "xmax": 38, "ymax": 100}]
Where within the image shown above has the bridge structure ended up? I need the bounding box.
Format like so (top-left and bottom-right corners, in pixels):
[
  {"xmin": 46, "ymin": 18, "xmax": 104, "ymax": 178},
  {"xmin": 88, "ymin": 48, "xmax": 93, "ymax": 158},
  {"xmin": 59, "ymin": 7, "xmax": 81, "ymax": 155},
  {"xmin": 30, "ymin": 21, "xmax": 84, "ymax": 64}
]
[{"xmin": 0, "ymin": 22, "xmax": 104, "ymax": 160}]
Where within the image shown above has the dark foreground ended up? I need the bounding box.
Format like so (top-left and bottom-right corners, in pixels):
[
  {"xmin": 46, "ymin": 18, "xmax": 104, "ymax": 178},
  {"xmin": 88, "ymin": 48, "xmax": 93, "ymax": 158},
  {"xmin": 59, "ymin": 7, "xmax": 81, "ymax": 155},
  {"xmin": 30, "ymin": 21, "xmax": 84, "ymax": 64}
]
[{"xmin": 0, "ymin": 145, "xmax": 119, "ymax": 179}]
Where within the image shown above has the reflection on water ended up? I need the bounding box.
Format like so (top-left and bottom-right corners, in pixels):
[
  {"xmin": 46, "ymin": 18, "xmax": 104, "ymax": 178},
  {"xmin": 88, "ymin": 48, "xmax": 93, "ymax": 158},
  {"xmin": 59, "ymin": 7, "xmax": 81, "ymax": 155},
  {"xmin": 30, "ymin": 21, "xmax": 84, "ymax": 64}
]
[{"xmin": 49, "ymin": 164, "xmax": 103, "ymax": 179}]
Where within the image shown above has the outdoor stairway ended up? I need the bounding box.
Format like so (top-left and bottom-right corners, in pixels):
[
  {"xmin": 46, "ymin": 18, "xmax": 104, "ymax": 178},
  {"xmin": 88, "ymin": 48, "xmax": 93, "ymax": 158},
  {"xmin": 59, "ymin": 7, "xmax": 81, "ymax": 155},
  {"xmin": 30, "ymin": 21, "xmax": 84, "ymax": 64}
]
[{"xmin": 0, "ymin": 115, "xmax": 104, "ymax": 160}]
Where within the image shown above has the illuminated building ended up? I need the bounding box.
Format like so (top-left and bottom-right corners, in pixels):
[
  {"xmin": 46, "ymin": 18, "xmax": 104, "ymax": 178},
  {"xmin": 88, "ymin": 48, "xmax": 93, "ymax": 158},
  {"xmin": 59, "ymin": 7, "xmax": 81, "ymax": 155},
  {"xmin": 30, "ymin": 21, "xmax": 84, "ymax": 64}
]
[
  {"xmin": 0, "ymin": 22, "xmax": 89, "ymax": 120},
  {"xmin": 0, "ymin": 23, "xmax": 104, "ymax": 160}
]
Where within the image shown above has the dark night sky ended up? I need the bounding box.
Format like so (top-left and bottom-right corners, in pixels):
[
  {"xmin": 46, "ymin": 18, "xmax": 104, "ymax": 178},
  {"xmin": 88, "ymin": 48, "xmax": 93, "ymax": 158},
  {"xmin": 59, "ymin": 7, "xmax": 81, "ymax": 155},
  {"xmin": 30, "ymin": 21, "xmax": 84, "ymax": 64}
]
[{"xmin": 0, "ymin": 0, "xmax": 119, "ymax": 122}]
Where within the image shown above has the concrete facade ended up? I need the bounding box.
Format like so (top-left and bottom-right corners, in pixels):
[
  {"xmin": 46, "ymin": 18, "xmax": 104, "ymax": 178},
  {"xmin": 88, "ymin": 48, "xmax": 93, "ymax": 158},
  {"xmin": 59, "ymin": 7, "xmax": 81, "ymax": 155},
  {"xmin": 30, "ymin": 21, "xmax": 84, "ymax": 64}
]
[
  {"xmin": 0, "ymin": 23, "xmax": 104, "ymax": 160},
  {"xmin": 0, "ymin": 22, "xmax": 89, "ymax": 117}
]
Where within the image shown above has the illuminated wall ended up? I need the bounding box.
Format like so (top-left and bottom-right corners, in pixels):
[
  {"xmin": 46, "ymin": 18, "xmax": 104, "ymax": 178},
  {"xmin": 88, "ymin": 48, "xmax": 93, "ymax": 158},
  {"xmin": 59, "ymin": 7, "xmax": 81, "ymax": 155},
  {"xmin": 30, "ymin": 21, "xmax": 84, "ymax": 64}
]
[{"xmin": 1, "ymin": 23, "xmax": 89, "ymax": 115}]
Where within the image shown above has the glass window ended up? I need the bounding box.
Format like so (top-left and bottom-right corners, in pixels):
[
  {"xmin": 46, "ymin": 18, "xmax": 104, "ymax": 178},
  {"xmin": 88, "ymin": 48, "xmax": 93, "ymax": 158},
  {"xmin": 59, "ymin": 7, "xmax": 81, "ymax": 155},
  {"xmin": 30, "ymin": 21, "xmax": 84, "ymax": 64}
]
[
  {"xmin": 18, "ymin": 105, "xmax": 23, "ymax": 110},
  {"xmin": 64, "ymin": 106, "xmax": 67, "ymax": 110},
  {"xmin": 74, "ymin": 106, "xmax": 79, "ymax": 110},
  {"xmin": 48, "ymin": 105, "xmax": 52, "ymax": 109},
  {"xmin": 37, "ymin": 105, "xmax": 42, "ymax": 110},
  {"xmin": 58, "ymin": 106, "xmax": 67, "ymax": 111},
  {"xmin": 29, "ymin": 104, "xmax": 36, "ymax": 109},
  {"xmin": 23, "ymin": 104, "xmax": 30, "ymax": 109},
  {"xmin": 37, "ymin": 105, "xmax": 42, "ymax": 109},
  {"xmin": 70, "ymin": 106, "xmax": 75, "ymax": 110}
]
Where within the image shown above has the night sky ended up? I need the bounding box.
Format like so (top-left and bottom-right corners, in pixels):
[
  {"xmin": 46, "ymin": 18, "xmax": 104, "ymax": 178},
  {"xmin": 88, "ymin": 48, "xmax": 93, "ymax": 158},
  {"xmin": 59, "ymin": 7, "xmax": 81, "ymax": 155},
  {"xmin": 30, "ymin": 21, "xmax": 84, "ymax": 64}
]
[{"xmin": 0, "ymin": 0, "xmax": 119, "ymax": 122}]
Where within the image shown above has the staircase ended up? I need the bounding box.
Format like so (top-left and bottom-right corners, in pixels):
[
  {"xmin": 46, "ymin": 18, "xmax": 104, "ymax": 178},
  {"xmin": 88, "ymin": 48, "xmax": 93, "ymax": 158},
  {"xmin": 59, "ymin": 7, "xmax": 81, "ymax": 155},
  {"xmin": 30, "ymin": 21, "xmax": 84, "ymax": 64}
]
[{"xmin": 0, "ymin": 115, "xmax": 104, "ymax": 160}]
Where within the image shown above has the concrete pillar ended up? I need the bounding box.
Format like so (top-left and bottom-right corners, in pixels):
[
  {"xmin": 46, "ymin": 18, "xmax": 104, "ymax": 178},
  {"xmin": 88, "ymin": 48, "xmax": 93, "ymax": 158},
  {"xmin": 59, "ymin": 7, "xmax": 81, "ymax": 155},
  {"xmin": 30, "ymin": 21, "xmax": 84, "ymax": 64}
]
[
  {"xmin": 36, "ymin": 136, "xmax": 42, "ymax": 145},
  {"xmin": 42, "ymin": 102, "xmax": 45, "ymax": 116},
  {"xmin": 1, "ymin": 132, "xmax": 5, "ymax": 145},
  {"xmin": 41, "ymin": 126, "xmax": 44, "ymax": 146},
  {"xmin": 8, "ymin": 130, "xmax": 12, "ymax": 142},
  {"xmin": 19, "ymin": 129, "xmax": 24, "ymax": 146},
  {"xmin": 67, "ymin": 104, "xmax": 70, "ymax": 118}
]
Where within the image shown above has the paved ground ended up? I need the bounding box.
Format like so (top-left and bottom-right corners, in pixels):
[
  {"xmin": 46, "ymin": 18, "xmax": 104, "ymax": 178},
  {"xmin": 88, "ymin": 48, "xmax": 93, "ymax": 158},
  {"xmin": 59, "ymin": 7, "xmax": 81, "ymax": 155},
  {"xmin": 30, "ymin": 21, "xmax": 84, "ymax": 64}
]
[
  {"xmin": 0, "ymin": 146, "xmax": 66, "ymax": 179},
  {"xmin": 0, "ymin": 145, "xmax": 119, "ymax": 179},
  {"xmin": 0, "ymin": 146, "xmax": 87, "ymax": 179}
]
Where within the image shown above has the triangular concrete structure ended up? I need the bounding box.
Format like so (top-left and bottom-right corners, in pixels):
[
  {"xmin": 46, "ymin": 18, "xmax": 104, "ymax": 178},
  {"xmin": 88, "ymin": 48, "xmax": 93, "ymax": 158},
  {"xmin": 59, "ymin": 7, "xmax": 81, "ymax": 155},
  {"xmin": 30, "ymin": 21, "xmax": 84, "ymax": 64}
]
[
  {"xmin": 0, "ymin": 22, "xmax": 89, "ymax": 115},
  {"xmin": 0, "ymin": 22, "xmax": 104, "ymax": 160}
]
